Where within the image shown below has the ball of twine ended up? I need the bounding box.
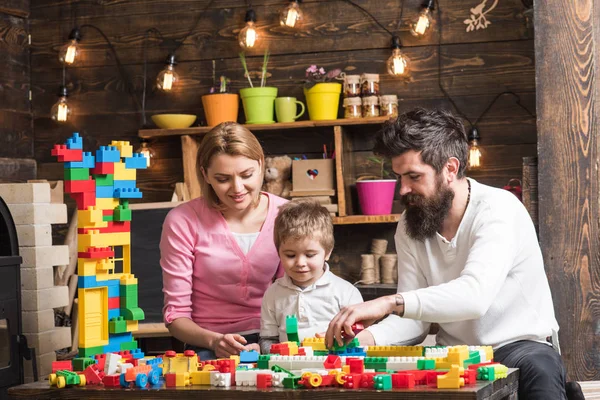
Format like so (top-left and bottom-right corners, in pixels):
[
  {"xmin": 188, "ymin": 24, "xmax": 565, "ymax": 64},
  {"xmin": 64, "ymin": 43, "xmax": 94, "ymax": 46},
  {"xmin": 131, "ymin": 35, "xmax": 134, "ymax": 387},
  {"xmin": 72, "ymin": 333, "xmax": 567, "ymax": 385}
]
[
  {"xmin": 373, "ymin": 254, "xmax": 382, "ymax": 283},
  {"xmin": 380, "ymin": 253, "xmax": 398, "ymax": 284},
  {"xmin": 360, "ymin": 254, "xmax": 376, "ymax": 284},
  {"xmin": 371, "ymin": 239, "xmax": 388, "ymax": 255}
]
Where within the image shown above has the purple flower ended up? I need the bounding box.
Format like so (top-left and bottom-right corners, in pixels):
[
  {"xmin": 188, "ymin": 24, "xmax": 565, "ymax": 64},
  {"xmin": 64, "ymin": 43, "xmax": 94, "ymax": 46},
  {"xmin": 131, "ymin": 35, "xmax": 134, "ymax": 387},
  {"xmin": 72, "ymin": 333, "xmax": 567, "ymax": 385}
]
[
  {"xmin": 306, "ymin": 64, "xmax": 318, "ymax": 73},
  {"xmin": 319, "ymin": 67, "xmax": 326, "ymax": 75}
]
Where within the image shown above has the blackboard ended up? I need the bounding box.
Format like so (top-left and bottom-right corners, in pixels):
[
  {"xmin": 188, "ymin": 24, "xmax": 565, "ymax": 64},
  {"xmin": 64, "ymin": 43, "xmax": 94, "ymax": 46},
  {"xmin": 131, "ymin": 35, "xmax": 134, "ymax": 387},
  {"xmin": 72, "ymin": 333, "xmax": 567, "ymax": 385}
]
[{"xmin": 130, "ymin": 202, "xmax": 183, "ymax": 323}]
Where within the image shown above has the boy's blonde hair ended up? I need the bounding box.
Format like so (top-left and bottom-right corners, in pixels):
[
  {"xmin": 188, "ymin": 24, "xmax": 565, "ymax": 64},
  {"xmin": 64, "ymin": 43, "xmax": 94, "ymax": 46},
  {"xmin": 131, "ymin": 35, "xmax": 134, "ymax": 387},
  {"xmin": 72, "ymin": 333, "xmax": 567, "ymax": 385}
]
[
  {"xmin": 196, "ymin": 122, "xmax": 265, "ymax": 209},
  {"xmin": 274, "ymin": 200, "xmax": 334, "ymax": 254}
]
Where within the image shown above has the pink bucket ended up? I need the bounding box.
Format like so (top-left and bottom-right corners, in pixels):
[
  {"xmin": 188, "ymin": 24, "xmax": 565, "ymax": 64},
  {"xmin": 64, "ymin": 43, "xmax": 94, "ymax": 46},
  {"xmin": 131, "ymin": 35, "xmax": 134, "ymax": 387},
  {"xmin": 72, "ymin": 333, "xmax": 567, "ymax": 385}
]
[{"xmin": 356, "ymin": 179, "xmax": 397, "ymax": 215}]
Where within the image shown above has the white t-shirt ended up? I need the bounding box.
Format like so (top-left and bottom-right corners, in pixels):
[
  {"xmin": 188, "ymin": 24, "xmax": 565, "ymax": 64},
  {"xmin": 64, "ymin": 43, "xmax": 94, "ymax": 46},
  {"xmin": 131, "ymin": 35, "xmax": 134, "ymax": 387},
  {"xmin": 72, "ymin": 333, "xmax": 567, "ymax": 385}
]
[
  {"xmin": 231, "ymin": 231, "xmax": 260, "ymax": 255},
  {"xmin": 367, "ymin": 178, "xmax": 559, "ymax": 349},
  {"xmin": 260, "ymin": 263, "xmax": 364, "ymax": 342}
]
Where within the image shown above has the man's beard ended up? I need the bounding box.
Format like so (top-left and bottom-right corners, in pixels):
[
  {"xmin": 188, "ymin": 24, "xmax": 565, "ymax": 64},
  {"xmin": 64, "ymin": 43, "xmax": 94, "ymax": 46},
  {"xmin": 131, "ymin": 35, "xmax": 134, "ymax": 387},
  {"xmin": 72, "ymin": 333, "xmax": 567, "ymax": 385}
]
[{"xmin": 402, "ymin": 177, "xmax": 455, "ymax": 242}]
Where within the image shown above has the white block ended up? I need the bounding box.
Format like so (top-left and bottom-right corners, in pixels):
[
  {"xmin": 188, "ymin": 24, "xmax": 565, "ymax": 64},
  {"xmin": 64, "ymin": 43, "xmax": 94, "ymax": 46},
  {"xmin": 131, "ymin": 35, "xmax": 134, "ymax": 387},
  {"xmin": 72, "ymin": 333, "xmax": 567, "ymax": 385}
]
[
  {"xmin": 272, "ymin": 372, "xmax": 287, "ymax": 387},
  {"xmin": 20, "ymin": 245, "xmax": 69, "ymax": 268},
  {"xmin": 8, "ymin": 203, "xmax": 67, "ymax": 225},
  {"xmin": 104, "ymin": 353, "xmax": 121, "ymax": 375},
  {"xmin": 16, "ymin": 224, "xmax": 53, "ymax": 247},
  {"xmin": 24, "ymin": 327, "xmax": 71, "ymax": 355},
  {"xmin": 23, "ymin": 351, "xmax": 56, "ymax": 380},
  {"xmin": 235, "ymin": 370, "xmax": 259, "ymax": 386},
  {"xmin": 22, "ymin": 309, "xmax": 55, "ymax": 333},
  {"xmin": 386, "ymin": 356, "xmax": 422, "ymax": 371},
  {"xmin": 21, "ymin": 267, "xmax": 55, "ymax": 290},
  {"xmin": 21, "ymin": 286, "xmax": 69, "ymax": 311},
  {"xmin": 210, "ymin": 371, "xmax": 231, "ymax": 387},
  {"xmin": 0, "ymin": 183, "xmax": 50, "ymax": 204}
]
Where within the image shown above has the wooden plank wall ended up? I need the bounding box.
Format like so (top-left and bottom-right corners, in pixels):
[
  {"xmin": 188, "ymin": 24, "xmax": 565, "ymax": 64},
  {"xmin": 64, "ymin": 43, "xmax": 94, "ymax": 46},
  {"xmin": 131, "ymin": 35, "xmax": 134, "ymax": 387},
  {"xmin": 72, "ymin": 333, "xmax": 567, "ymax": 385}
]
[
  {"xmin": 29, "ymin": 0, "xmax": 535, "ymax": 204},
  {"xmin": 536, "ymin": 0, "xmax": 600, "ymax": 381},
  {"xmin": 0, "ymin": 1, "xmax": 35, "ymax": 182}
]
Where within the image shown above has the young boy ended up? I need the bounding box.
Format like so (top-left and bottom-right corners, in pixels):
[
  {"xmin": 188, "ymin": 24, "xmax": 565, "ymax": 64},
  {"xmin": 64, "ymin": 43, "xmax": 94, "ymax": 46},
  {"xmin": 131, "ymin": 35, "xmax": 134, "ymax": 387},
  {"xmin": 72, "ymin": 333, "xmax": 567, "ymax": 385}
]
[{"xmin": 259, "ymin": 200, "xmax": 363, "ymax": 354}]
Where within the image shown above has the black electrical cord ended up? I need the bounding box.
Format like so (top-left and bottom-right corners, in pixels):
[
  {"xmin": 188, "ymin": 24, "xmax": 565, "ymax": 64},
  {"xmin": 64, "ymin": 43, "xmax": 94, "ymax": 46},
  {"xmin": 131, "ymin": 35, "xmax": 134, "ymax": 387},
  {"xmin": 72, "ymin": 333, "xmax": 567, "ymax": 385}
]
[
  {"xmin": 172, "ymin": 0, "xmax": 217, "ymax": 54},
  {"xmin": 342, "ymin": 0, "xmax": 399, "ymax": 38},
  {"xmin": 141, "ymin": 28, "xmax": 167, "ymax": 128}
]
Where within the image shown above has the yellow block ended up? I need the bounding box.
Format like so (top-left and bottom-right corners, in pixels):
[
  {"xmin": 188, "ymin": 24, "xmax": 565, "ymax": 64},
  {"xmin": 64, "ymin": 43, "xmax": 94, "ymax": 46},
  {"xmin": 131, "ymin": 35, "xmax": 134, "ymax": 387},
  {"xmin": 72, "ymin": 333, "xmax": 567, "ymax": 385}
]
[
  {"xmin": 110, "ymin": 141, "xmax": 133, "ymax": 158},
  {"xmin": 366, "ymin": 345, "xmax": 424, "ymax": 357},
  {"xmin": 125, "ymin": 320, "xmax": 138, "ymax": 332},
  {"xmin": 114, "ymin": 162, "xmax": 136, "ymax": 180},
  {"xmin": 79, "ymin": 287, "xmax": 109, "ymax": 348},
  {"xmin": 78, "ymin": 207, "xmax": 107, "ymax": 228},
  {"xmin": 190, "ymin": 371, "xmax": 212, "ymax": 385},
  {"xmin": 301, "ymin": 337, "xmax": 326, "ymax": 351},
  {"xmin": 120, "ymin": 274, "xmax": 138, "ymax": 285},
  {"xmin": 78, "ymin": 259, "xmax": 99, "ymax": 276},
  {"xmin": 95, "ymin": 197, "xmax": 119, "ymax": 211},
  {"xmin": 175, "ymin": 372, "xmax": 190, "ymax": 387},
  {"xmin": 229, "ymin": 355, "xmax": 240, "ymax": 367},
  {"xmin": 437, "ymin": 365, "xmax": 465, "ymax": 389},
  {"xmin": 78, "ymin": 231, "xmax": 130, "ymax": 252}
]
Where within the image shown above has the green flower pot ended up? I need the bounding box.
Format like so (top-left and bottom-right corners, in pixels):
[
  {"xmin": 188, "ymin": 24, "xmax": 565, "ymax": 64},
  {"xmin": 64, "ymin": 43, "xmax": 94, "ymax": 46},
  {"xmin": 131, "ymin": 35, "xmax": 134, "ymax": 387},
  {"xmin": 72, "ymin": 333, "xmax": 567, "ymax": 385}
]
[{"xmin": 240, "ymin": 87, "xmax": 278, "ymax": 124}]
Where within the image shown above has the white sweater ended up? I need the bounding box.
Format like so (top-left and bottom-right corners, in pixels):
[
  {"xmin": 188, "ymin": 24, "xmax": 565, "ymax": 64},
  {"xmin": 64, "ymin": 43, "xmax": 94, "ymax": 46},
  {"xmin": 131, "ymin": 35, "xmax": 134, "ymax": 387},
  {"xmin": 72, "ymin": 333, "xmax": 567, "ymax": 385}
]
[{"xmin": 367, "ymin": 178, "xmax": 559, "ymax": 349}]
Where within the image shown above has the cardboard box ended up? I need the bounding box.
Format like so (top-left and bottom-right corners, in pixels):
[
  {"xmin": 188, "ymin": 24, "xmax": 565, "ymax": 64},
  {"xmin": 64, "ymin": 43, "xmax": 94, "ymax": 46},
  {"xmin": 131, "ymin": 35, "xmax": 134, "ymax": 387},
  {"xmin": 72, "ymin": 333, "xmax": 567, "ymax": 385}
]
[{"xmin": 292, "ymin": 159, "xmax": 334, "ymax": 193}]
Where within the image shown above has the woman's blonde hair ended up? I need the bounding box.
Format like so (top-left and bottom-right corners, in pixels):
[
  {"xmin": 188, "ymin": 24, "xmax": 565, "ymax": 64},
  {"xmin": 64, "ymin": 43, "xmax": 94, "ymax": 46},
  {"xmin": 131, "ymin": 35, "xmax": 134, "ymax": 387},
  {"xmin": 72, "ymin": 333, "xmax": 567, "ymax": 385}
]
[
  {"xmin": 274, "ymin": 200, "xmax": 335, "ymax": 254},
  {"xmin": 197, "ymin": 122, "xmax": 265, "ymax": 209}
]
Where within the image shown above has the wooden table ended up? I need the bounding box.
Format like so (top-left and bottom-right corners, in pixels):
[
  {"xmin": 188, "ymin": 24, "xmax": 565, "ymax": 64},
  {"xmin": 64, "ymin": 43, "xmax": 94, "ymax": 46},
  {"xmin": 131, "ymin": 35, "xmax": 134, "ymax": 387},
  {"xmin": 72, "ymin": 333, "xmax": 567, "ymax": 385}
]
[{"xmin": 8, "ymin": 369, "xmax": 518, "ymax": 399}]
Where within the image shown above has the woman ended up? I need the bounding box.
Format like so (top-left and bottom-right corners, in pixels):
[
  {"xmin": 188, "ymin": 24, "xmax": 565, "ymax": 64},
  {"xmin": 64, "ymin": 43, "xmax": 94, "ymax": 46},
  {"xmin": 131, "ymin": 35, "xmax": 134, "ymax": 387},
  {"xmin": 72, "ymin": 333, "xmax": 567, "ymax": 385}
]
[{"xmin": 160, "ymin": 122, "xmax": 287, "ymax": 360}]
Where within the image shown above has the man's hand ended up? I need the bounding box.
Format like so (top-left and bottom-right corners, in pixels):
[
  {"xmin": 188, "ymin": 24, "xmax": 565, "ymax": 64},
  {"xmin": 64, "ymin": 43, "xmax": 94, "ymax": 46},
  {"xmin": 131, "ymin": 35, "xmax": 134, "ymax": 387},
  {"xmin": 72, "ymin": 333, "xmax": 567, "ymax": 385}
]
[
  {"xmin": 210, "ymin": 333, "xmax": 248, "ymax": 358},
  {"xmin": 325, "ymin": 296, "xmax": 395, "ymax": 348}
]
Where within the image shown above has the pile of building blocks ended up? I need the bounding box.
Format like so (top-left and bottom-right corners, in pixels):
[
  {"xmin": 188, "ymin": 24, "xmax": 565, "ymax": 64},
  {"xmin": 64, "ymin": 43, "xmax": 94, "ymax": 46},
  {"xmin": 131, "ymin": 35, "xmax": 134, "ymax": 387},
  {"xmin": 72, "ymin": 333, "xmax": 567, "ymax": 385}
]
[
  {"xmin": 0, "ymin": 181, "xmax": 71, "ymax": 381},
  {"xmin": 51, "ymin": 133, "xmax": 147, "ymax": 360}
]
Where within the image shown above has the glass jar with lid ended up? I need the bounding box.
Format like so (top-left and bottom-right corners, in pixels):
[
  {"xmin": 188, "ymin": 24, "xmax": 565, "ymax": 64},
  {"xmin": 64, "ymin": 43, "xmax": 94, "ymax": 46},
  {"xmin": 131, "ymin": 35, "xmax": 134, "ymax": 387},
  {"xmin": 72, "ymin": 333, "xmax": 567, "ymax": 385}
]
[
  {"xmin": 362, "ymin": 96, "xmax": 380, "ymax": 118},
  {"xmin": 379, "ymin": 95, "xmax": 399, "ymax": 118},
  {"xmin": 361, "ymin": 73, "xmax": 380, "ymax": 96},
  {"xmin": 343, "ymin": 75, "xmax": 361, "ymax": 98},
  {"xmin": 343, "ymin": 97, "xmax": 362, "ymax": 119}
]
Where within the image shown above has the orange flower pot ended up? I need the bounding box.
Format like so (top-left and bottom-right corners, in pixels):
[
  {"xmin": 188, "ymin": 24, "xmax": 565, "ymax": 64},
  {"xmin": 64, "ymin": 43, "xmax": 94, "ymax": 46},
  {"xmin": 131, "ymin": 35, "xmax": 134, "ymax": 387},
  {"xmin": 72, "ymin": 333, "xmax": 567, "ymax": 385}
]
[{"xmin": 201, "ymin": 93, "xmax": 239, "ymax": 126}]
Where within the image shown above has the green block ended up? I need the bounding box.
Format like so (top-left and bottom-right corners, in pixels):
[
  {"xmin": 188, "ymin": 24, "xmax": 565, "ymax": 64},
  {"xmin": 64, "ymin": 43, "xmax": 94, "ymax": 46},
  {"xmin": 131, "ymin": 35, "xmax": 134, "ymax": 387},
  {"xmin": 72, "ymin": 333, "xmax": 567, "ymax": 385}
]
[
  {"xmin": 109, "ymin": 316, "xmax": 128, "ymax": 334},
  {"xmin": 72, "ymin": 357, "xmax": 96, "ymax": 371},
  {"xmin": 257, "ymin": 355, "xmax": 271, "ymax": 370},
  {"xmin": 64, "ymin": 168, "xmax": 90, "ymax": 181},
  {"xmin": 120, "ymin": 284, "xmax": 139, "ymax": 308},
  {"xmin": 348, "ymin": 337, "xmax": 360, "ymax": 348},
  {"xmin": 78, "ymin": 345, "xmax": 105, "ymax": 358},
  {"xmin": 58, "ymin": 370, "xmax": 82, "ymax": 386},
  {"xmin": 285, "ymin": 315, "xmax": 299, "ymax": 343},
  {"xmin": 120, "ymin": 307, "xmax": 145, "ymax": 321},
  {"xmin": 282, "ymin": 376, "xmax": 301, "ymax": 389},
  {"xmin": 364, "ymin": 357, "xmax": 388, "ymax": 370},
  {"xmin": 120, "ymin": 284, "xmax": 138, "ymax": 297},
  {"xmin": 374, "ymin": 374, "xmax": 392, "ymax": 390},
  {"xmin": 102, "ymin": 214, "xmax": 113, "ymax": 222},
  {"xmin": 271, "ymin": 365, "xmax": 293, "ymax": 377},
  {"xmin": 463, "ymin": 351, "xmax": 481, "ymax": 368},
  {"xmin": 313, "ymin": 350, "xmax": 329, "ymax": 356},
  {"xmin": 94, "ymin": 174, "xmax": 114, "ymax": 186},
  {"xmin": 114, "ymin": 205, "xmax": 132, "ymax": 221},
  {"xmin": 477, "ymin": 366, "xmax": 495, "ymax": 381},
  {"xmin": 120, "ymin": 340, "xmax": 138, "ymax": 351},
  {"xmin": 417, "ymin": 359, "xmax": 436, "ymax": 370}
]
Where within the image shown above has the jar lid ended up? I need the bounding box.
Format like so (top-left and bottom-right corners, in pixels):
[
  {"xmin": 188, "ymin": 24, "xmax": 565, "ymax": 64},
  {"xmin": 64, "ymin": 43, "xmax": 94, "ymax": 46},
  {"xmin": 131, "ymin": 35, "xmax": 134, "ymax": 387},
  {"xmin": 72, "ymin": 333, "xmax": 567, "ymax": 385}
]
[
  {"xmin": 379, "ymin": 94, "xmax": 398, "ymax": 104},
  {"xmin": 345, "ymin": 75, "xmax": 361, "ymax": 84},
  {"xmin": 343, "ymin": 97, "xmax": 362, "ymax": 106},
  {"xmin": 362, "ymin": 96, "xmax": 379, "ymax": 105},
  {"xmin": 361, "ymin": 73, "xmax": 380, "ymax": 81}
]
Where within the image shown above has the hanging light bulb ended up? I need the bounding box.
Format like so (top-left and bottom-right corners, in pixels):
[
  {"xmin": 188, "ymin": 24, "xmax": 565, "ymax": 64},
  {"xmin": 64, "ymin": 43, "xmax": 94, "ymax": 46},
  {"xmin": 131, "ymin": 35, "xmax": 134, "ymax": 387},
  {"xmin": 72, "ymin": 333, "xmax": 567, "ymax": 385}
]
[
  {"xmin": 59, "ymin": 28, "xmax": 82, "ymax": 65},
  {"xmin": 387, "ymin": 36, "xmax": 411, "ymax": 78},
  {"xmin": 280, "ymin": 0, "xmax": 303, "ymax": 28},
  {"xmin": 239, "ymin": 8, "xmax": 258, "ymax": 49},
  {"xmin": 468, "ymin": 127, "xmax": 482, "ymax": 169},
  {"xmin": 51, "ymin": 86, "xmax": 71, "ymax": 123},
  {"xmin": 137, "ymin": 139, "xmax": 156, "ymax": 168},
  {"xmin": 156, "ymin": 54, "xmax": 179, "ymax": 91},
  {"xmin": 410, "ymin": 0, "xmax": 435, "ymax": 38}
]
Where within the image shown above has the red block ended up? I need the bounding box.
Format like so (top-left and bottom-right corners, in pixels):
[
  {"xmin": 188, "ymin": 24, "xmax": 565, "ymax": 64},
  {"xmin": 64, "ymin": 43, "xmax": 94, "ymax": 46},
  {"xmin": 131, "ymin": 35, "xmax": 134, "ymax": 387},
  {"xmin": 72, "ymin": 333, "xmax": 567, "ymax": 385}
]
[
  {"xmin": 73, "ymin": 191, "xmax": 96, "ymax": 210},
  {"xmin": 165, "ymin": 373, "xmax": 177, "ymax": 387},
  {"xmin": 468, "ymin": 361, "xmax": 498, "ymax": 370},
  {"xmin": 94, "ymin": 354, "xmax": 106, "ymax": 371},
  {"xmin": 343, "ymin": 373, "xmax": 362, "ymax": 389},
  {"xmin": 464, "ymin": 369, "xmax": 477, "ymax": 385},
  {"xmin": 297, "ymin": 348, "xmax": 306, "ymax": 356},
  {"xmin": 51, "ymin": 145, "xmax": 83, "ymax": 162},
  {"xmin": 91, "ymin": 162, "xmax": 114, "ymax": 175},
  {"xmin": 347, "ymin": 358, "xmax": 364, "ymax": 374},
  {"xmin": 102, "ymin": 210, "xmax": 114, "ymax": 216},
  {"xmin": 392, "ymin": 373, "xmax": 415, "ymax": 389},
  {"xmin": 101, "ymin": 221, "xmax": 130, "ymax": 233},
  {"xmin": 426, "ymin": 371, "xmax": 447, "ymax": 387},
  {"xmin": 83, "ymin": 364, "xmax": 105, "ymax": 385},
  {"xmin": 270, "ymin": 343, "xmax": 290, "ymax": 355},
  {"xmin": 359, "ymin": 372, "xmax": 376, "ymax": 389},
  {"xmin": 324, "ymin": 354, "xmax": 342, "ymax": 369},
  {"xmin": 52, "ymin": 361, "xmax": 73, "ymax": 373},
  {"xmin": 402, "ymin": 370, "xmax": 427, "ymax": 385},
  {"xmin": 78, "ymin": 246, "xmax": 115, "ymax": 259},
  {"xmin": 108, "ymin": 297, "xmax": 120, "ymax": 309},
  {"xmin": 256, "ymin": 373, "xmax": 272, "ymax": 389},
  {"xmin": 65, "ymin": 179, "xmax": 96, "ymax": 194},
  {"xmin": 102, "ymin": 374, "xmax": 121, "ymax": 387}
]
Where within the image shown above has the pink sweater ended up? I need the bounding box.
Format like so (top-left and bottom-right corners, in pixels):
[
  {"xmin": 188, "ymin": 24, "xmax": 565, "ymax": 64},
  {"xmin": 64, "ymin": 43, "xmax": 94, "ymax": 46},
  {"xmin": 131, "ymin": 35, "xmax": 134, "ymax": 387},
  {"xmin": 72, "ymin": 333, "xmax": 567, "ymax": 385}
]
[{"xmin": 160, "ymin": 192, "xmax": 287, "ymax": 334}]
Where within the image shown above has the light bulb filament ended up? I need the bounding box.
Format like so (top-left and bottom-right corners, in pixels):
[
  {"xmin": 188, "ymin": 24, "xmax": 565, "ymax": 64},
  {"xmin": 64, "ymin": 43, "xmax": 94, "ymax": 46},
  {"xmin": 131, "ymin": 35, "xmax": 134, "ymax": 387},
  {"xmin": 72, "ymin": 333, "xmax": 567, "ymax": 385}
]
[
  {"xmin": 163, "ymin": 71, "xmax": 174, "ymax": 91},
  {"xmin": 57, "ymin": 102, "xmax": 68, "ymax": 122},
  {"xmin": 245, "ymin": 25, "xmax": 256, "ymax": 47},
  {"xmin": 285, "ymin": 8, "xmax": 298, "ymax": 27},
  {"xmin": 65, "ymin": 44, "xmax": 77, "ymax": 64},
  {"xmin": 469, "ymin": 146, "xmax": 481, "ymax": 168},
  {"xmin": 415, "ymin": 14, "xmax": 430, "ymax": 36},
  {"xmin": 393, "ymin": 56, "xmax": 406, "ymax": 75}
]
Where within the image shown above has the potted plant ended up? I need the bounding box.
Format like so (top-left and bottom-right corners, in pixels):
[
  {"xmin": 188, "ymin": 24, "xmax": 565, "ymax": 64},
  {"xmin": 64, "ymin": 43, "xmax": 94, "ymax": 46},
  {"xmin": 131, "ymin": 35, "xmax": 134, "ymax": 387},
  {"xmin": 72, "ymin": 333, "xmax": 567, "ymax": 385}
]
[
  {"xmin": 356, "ymin": 155, "xmax": 397, "ymax": 215},
  {"xmin": 202, "ymin": 63, "xmax": 239, "ymax": 126},
  {"xmin": 239, "ymin": 50, "xmax": 278, "ymax": 124},
  {"xmin": 303, "ymin": 65, "xmax": 342, "ymax": 121}
]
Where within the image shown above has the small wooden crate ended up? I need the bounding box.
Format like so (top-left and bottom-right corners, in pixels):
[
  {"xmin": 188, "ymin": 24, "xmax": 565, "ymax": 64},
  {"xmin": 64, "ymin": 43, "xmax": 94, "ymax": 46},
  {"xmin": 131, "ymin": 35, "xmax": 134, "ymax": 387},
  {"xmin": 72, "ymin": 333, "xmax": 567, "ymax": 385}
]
[{"xmin": 292, "ymin": 159, "xmax": 334, "ymax": 193}]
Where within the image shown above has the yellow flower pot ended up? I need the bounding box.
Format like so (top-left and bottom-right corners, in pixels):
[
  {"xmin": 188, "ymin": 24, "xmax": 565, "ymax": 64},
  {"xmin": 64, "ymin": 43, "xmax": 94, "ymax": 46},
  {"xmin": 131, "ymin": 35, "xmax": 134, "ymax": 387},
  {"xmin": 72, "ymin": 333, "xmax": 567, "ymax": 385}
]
[{"xmin": 303, "ymin": 82, "xmax": 342, "ymax": 121}]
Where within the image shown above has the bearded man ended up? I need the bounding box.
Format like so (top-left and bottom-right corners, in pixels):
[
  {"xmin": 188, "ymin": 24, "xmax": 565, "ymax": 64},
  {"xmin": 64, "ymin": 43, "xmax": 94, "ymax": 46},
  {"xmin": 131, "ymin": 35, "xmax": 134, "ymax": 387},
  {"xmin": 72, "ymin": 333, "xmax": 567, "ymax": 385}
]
[{"xmin": 325, "ymin": 108, "xmax": 582, "ymax": 400}]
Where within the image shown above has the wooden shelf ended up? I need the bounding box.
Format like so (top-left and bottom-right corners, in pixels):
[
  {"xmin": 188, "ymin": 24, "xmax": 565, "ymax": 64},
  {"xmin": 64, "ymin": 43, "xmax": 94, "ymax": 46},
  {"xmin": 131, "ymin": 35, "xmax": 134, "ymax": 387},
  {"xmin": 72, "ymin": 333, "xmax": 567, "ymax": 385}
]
[
  {"xmin": 332, "ymin": 214, "xmax": 400, "ymax": 225},
  {"xmin": 138, "ymin": 116, "xmax": 392, "ymax": 139}
]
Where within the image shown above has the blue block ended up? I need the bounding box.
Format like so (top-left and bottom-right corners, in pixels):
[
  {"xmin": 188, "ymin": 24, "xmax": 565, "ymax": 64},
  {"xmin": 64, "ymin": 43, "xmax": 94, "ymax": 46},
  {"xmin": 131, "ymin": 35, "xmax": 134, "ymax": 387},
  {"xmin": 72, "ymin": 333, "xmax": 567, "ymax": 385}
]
[
  {"xmin": 131, "ymin": 349, "xmax": 145, "ymax": 359},
  {"xmin": 78, "ymin": 275, "xmax": 98, "ymax": 288},
  {"xmin": 103, "ymin": 342, "xmax": 121, "ymax": 354},
  {"xmin": 240, "ymin": 350, "xmax": 259, "ymax": 363},
  {"xmin": 96, "ymin": 185, "xmax": 115, "ymax": 198},
  {"xmin": 108, "ymin": 332, "xmax": 133, "ymax": 345},
  {"xmin": 65, "ymin": 152, "xmax": 95, "ymax": 168},
  {"xmin": 96, "ymin": 146, "xmax": 121, "ymax": 163},
  {"xmin": 113, "ymin": 180, "xmax": 136, "ymax": 190},
  {"xmin": 108, "ymin": 308, "xmax": 120, "ymax": 320},
  {"xmin": 114, "ymin": 188, "xmax": 142, "ymax": 199},
  {"xmin": 124, "ymin": 154, "xmax": 148, "ymax": 169},
  {"xmin": 66, "ymin": 132, "xmax": 83, "ymax": 149},
  {"xmin": 103, "ymin": 279, "xmax": 120, "ymax": 297}
]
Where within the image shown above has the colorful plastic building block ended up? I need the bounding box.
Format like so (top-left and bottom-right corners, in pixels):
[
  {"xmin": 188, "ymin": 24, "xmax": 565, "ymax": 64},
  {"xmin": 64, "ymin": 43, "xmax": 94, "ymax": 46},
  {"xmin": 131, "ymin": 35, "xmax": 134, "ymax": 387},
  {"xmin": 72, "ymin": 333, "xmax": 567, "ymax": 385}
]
[
  {"xmin": 286, "ymin": 315, "xmax": 299, "ymax": 343},
  {"xmin": 240, "ymin": 350, "xmax": 259, "ymax": 363},
  {"xmin": 52, "ymin": 361, "xmax": 73, "ymax": 373},
  {"xmin": 374, "ymin": 374, "xmax": 393, "ymax": 390},
  {"xmin": 49, "ymin": 370, "xmax": 86, "ymax": 388},
  {"xmin": 124, "ymin": 154, "xmax": 148, "ymax": 169}
]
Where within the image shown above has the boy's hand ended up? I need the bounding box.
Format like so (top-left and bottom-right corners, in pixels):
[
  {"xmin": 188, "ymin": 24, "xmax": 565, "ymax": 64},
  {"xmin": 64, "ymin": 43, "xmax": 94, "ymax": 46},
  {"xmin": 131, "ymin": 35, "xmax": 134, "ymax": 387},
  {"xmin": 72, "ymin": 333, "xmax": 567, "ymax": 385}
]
[
  {"xmin": 211, "ymin": 333, "xmax": 248, "ymax": 358},
  {"xmin": 244, "ymin": 343, "xmax": 261, "ymax": 353}
]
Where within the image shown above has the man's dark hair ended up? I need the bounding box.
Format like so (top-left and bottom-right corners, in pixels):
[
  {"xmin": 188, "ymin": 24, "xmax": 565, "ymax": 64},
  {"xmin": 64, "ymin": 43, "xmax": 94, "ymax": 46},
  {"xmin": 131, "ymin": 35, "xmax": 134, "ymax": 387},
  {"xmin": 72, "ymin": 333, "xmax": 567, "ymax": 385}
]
[{"xmin": 373, "ymin": 108, "xmax": 469, "ymax": 178}]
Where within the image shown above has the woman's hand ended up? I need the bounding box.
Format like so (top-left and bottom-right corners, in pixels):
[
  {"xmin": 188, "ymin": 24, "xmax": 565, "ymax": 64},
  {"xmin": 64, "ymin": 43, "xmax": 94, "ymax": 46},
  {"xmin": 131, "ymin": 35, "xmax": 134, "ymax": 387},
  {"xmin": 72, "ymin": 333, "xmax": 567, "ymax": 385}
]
[
  {"xmin": 210, "ymin": 333, "xmax": 249, "ymax": 358},
  {"xmin": 244, "ymin": 343, "xmax": 261, "ymax": 353}
]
